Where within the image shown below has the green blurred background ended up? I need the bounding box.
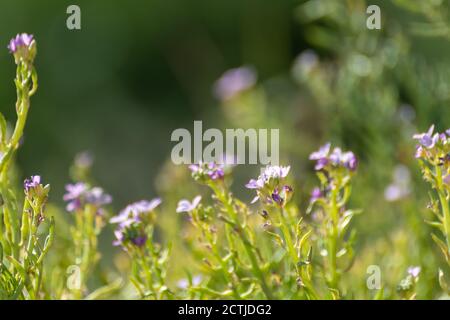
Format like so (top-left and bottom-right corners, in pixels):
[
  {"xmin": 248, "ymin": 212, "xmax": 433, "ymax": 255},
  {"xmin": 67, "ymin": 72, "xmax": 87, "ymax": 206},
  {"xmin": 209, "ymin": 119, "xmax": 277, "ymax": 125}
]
[{"xmin": 0, "ymin": 0, "xmax": 449, "ymax": 298}]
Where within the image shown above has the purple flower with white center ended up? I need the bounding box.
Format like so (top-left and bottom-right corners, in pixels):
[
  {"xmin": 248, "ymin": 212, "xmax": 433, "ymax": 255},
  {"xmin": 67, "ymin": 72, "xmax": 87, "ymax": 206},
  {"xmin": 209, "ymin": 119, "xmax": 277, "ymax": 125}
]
[
  {"xmin": 8, "ymin": 33, "xmax": 33, "ymax": 53},
  {"xmin": 213, "ymin": 66, "xmax": 257, "ymax": 101},
  {"xmin": 310, "ymin": 187, "xmax": 322, "ymax": 203},
  {"xmin": 24, "ymin": 175, "xmax": 41, "ymax": 193},
  {"xmin": 407, "ymin": 266, "xmax": 421, "ymax": 278},
  {"xmin": 176, "ymin": 196, "xmax": 201, "ymax": 213},
  {"xmin": 245, "ymin": 165, "xmax": 290, "ymax": 191},
  {"xmin": 246, "ymin": 165, "xmax": 292, "ymax": 206}
]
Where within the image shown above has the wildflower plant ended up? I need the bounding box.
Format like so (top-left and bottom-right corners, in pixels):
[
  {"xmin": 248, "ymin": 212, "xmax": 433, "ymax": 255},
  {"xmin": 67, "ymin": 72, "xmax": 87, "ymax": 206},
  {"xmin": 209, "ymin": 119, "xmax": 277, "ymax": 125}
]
[
  {"xmin": 308, "ymin": 143, "xmax": 359, "ymax": 296},
  {"xmin": 63, "ymin": 182, "xmax": 112, "ymax": 298},
  {"xmin": 0, "ymin": 34, "xmax": 55, "ymax": 299},
  {"xmin": 110, "ymin": 199, "xmax": 172, "ymax": 299},
  {"xmin": 413, "ymin": 126, "xmax": 450, "ymax": 293}
]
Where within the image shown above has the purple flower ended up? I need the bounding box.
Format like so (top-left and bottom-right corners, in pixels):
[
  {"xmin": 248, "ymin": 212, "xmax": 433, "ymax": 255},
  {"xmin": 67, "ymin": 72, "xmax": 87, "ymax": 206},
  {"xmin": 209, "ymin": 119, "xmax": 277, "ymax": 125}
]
[
  {"xmin": 309, "ymin": 143, "xmax": 331, "ymax": 170},
  {"xmin": 271, "ymin": 190, "xmax": 282, "ymax": 205},
  {"xmin": 444, "ymin": 174, "xmax": 450, "ymax": 185},
  {"xmin": 63, "ymin": 182, "xmax": 111, "ymax": 213},
  {"xmin": 189, "ymin": 162, "xmax": 225, "ymax": 181},
  {"xmin": 309, "ymin": 143, "xmax": 331, "ymax": 161},
  {"xmin": 415, "ymin": 145, "xmax": 425, "ymax": 159},
  {"xmin": 85, "ymin": 187, "xmax": 112, "ymax": 207},
  {"xmin": 110, "ymin": 198, "xmax": 161, "ymax": 224},
  {"xmin": 131, "ymin": 235, "xmax": 147, "ymax": 247},
  {"xmin": 245, "ymin": 165, "xmax": 290, "ymax": 191},
  {"xmin": 446, "ymin": 129, "xmax": 450, "ymax": 137},
  {"xmin": 245, "ymin": 179, "xmax": 264, "ymax": 189},
  {"xmin": 310, "ymin": 187, "xmax": 322, "ymax": 203},
  {"xmin": 213, "ymin": 66, "xmax": 257, "ymax": 101},
  {"xmin": 8, "ymin": 33, "xmax": 33, "ymax": 53},
  {"xmin": 246, "ymin": 165, "xmax": 291, "ymax": 206},
  {"xmin": 176, "ymin": 196, "xmax": 202, "ymax": 213},
  {"xmin": 310, "ymin": 143, "xmax": 357, "ymax": 171},
  {"xmin": 413, "ymin": 125, "xmax": 439, "ymax": 149},
  {"xmin": 111, "ymin": 199, "xmax": 161, "ymax": 249},
  {"xmin": 407, "ymin": 266, "xmax": 421, "ymax": 278},
  {"xmin": 342, "ymin": 151, "xmax": 358, "ymax": 171},
  {"xmin": 113, "ymin": 223, "xmax": 147, "ymax": 249},
  {"xmin": 177, "ymin": 275, "xmax": 202, "ymax": 289},
  {"xmin": 24, "ymin": 175, "xmax": 41, "ymax": 192}
]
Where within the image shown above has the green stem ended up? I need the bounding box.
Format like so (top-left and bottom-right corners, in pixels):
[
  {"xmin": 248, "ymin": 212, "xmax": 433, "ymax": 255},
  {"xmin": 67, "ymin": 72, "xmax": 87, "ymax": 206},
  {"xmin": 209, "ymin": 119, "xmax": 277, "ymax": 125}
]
[
  {"xmin": 328, "ymin": 187, "xmax": 339, "ymax": 290},
  {"xmin": 435, "ymin": 165, "xmax": 450, "ymax": 250},
  {"xmin": 215, "ymin": 187, "xmax": 275, "ymax": 300}
]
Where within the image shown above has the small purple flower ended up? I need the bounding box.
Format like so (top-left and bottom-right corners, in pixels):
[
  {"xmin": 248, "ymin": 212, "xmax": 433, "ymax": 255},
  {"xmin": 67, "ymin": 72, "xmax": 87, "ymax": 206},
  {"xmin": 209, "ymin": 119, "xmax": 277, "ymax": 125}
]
[
  {"xmin": 413, "ymin": 125, "xmax": 439, "ymax": 149},
  {"xmin": 176, "ymin": 196, "xmax": 202, "ymax": 213},
  {"xmin": 309, "ymin": 143, "xmax": 331, "ymax": 161},
  {"xmin": 245, "ymin": 165, "xmax": 290, "ymax": 191},
  {"xmin": 213, "ymin": 66, "xmax": 257, "ymax": 101},
  {"xmin": 407, "ymin": 266, "xmax": 421, "ymax": 278},
  {"xmin": 309, "ymin": 143, "xmax": 331, "ymax": 170},
  {"xmin": 446, "ymin": 129, "xmax": 450, "ymax": 137},
  {"xmin": 310, "ymin": 143, "xmax": 358, "ymax": 172},
  {"xmin": 63, "ymin": 182, "xmax": 112, "ymax": 213},
  {"xmin": 177, "ymin": 275, "xmax": 202, "ymax": 289},
  {"xmin": 111, "ymin": 199, "xmax": 160, "ymax": 249},
  {"xmin": 415, "ymin": 145, "xmax": 425, "ymax": 159},
  {"xmin": 24, "ymin": 175, "xmax": 41, "ymax": 192},
  {"xmin": 342, "ymin": 151, "xmax": 358, "ymax": 171},
  {"xmin": 110, "ymin": 198, "xmax": 161, "ymax": 224},
  {"xmin": 8, "ymin": 33, "xmax": 34, "ymax": 53},
  {"xmin": 245, "ymin": 179, "xmax": 263, "ymax": 189},
  {"xmin": 189, "ymin": 161, "xmax": 225, "ymax": 181},
  {"xmin": 131, "ymin": 235, "xmax": 147, "ymax": 247},
  {"xmin": 310, "ymin": 187, "xmax": 322, "ymax": 203},
  {"xmin": 271, "ymin": 191, "xmax": 282, "ymax": 205},
  {"xmin": 443, "ymin": 174, "xmax": 450, "ymax": 185}
]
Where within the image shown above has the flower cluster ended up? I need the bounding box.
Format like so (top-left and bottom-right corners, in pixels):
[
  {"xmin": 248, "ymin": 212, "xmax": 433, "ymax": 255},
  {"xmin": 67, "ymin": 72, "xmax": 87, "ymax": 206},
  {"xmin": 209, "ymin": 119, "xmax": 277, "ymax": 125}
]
[
  {"xmin": 8, "ymin": 33, "xmax": 36, "ymax": 64},
  {"xmin": 246, "ymin": 165, "xmax": 292, "ymax": 207},
  {"xmin": 110, "ymin": 199, "xmax": 161, "ymax": 249},
  {"xmin": 413, "ymin": 125, "xmax": 450, "ymax": 271},
  {"xmin": 189, "ymin": 161, "xmax": 225, "ymax": 183},
  {"xmin": 309, "ymin": 143, "xmax": 358, "ymax": 172},
  {"xmin": 63, "ymin": 182, "xmax": 112, "ymax": 213},
  {"xmin": 23, "ymin": 175, "xmax": 50, "ymax": 225},
  {"xmin": 414, "ymin": 125, "xmax": 450, "ymax": 185}
]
